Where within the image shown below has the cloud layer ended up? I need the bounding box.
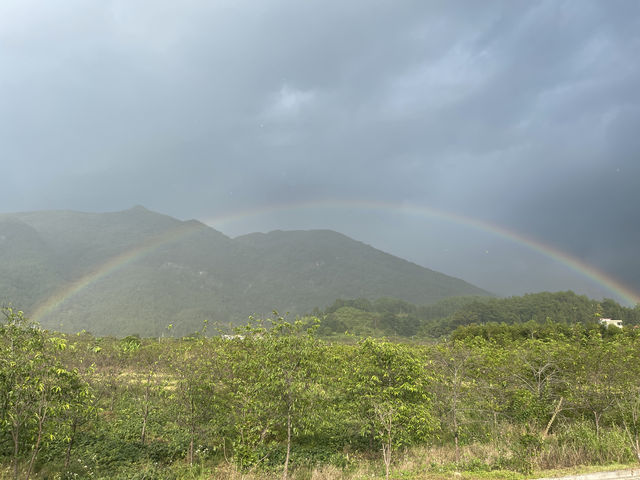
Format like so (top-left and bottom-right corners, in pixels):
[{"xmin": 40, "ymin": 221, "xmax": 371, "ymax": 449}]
[{"xmin": 2, "ymin": 1, "xmax": 639, "ymax": 302}]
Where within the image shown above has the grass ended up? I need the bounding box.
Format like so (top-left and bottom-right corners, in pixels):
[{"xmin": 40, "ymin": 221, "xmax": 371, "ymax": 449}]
[
  {"xmin": 1, "ymin": 461, "xmax": 638, "ymax": 480},
  {"xmin": 191, "ymin": 463, "xmax": 639, "ymax": 480},
  {"xmin": 1, "ymin": 437, "xmax": 638, "ymax": 480},
  {"xmin": 154, "ymin": 447, "xmax": 638, "ymax": 480}
]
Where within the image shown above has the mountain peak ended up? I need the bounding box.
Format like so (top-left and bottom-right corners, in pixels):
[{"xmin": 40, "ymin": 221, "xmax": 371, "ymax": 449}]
[
  {"xmin": 125, "ymin": 205, "xmax": 153, "ymax": 214},
  {"xmin": 0, "ymin": 208, "xmax": 490, "ymax": 336}
]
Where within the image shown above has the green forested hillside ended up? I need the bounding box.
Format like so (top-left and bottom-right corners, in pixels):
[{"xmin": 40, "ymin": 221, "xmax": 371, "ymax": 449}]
[
  {"xmin": 0, "ymin": 207, "xmax": 490, "ymax": 336},
  {"xmin": 314, "ymin": 291, "xmax": 640, "ymax": 339},
  {"xmin": 442, "ymin": 290, "xmax": 640, "ymax": 333},
  {"xmin": 235, "ymin": 229, "xmax": 487, "ymax": 312},
  {"xmin": 0, "ymin": 217, "xmax": 63, "ymax": 309},
  {"xmin": 3, "ymin": 207, "xmax": 636, "ymax": 340}
]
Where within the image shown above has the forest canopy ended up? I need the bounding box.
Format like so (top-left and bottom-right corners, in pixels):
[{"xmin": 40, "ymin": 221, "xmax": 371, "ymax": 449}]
[{"xmin": 2, "ymin": 293, "xmax": 640, "ymax": 479}]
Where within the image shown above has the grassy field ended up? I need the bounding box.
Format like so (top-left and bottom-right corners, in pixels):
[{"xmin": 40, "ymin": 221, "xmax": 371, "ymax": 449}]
[{"xmin": 3, "ymin": 450, "xmax": 633, "ymax": 480}]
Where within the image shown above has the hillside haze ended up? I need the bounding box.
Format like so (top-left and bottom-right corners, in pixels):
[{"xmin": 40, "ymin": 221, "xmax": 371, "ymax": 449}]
[{"xmin": 0, "ymin": 207, "xmax": 489, "ymax": 336}]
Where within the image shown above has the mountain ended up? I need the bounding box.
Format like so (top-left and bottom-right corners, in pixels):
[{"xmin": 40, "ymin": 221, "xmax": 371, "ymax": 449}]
[
  {"xmin": 234, "ymin": 229, "xmax": 487, "ymax": 310},
  {"xmin": 0, "ymin": 207, "xmax": 490, "ymax": 336}
]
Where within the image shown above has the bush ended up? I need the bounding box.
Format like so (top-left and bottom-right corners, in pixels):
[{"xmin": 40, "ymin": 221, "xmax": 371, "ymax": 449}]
[{"xmin": 538, "ymin": 422, "xmax": 633, "ymax": 468}]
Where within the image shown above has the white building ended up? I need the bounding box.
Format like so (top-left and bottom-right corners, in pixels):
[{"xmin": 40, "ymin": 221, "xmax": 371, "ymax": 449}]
[{"xmin": 599, "ymin": 318, "xmax": 623, "ymax": 328}]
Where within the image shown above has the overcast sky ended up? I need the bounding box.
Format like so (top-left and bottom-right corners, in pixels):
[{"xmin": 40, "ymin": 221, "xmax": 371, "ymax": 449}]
[{"xmin": 2, "ymin": 0, "xmax": 639, "ymax": 304}]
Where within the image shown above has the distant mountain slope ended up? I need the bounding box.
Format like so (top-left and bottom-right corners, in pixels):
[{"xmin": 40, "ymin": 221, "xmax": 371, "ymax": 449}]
[
  {"xmin": 0, "ymin": 216, "xmax": 62, "ymax": 308},
  {"xmin": 0, "ymin": 207, "xmax": 490, "ymax": 336},
  {"xmin": 235, "ymin": 229, "xmax": 487, "ymax": 312}
]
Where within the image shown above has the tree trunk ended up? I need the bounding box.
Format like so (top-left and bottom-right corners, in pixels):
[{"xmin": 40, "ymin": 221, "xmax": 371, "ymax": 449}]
[
  {"xmin": 141, "ymin": 373, "xmax": 151, "ymax": 445},
  {"xmin": 283, "ymin": 410, "xmax": 291, "ymax": 480},
  {"xmin": 454, "ymin": 430, "xmax": 460, "ymax": 464},
  {"xmin": 189, "ymin": 427, "xmax": 194, "ymax": 467},
  {"xmin": 382, "ymin": 436, "xmax": 392, "ymax": 480},
  {"xmin": 141, "ymin": 402, "xmax": 149, "ymax": 445},
  {"xmin": 26, "ymin": 402, "xmax": 48, "ymax": 480},
  {"xmin": 383, "ymin": 413, "xmax": 392, "ymax": 480},
  {"xmin": 65, "ymin": 418, "xmax": 78, "ymax": 469},
  {"xmin": 188, "ymin": 398, "xmax": 195, "ymax": 466},
  {"xmin": 12, "ymin": 425, "xmax": 19, "ymax": 480},
  {"xmin": 543, "ymin": 397, "xmax": 563, "ymax": 438},
  {"xmin": 453, "ymin": 398, "xmax": 459, "ymax": 464}
]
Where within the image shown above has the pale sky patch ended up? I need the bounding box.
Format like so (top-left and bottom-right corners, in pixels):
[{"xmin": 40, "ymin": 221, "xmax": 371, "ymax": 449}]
[{"xmin": 265, "ymin": 84, "xmax": 317, "ymax": 119}]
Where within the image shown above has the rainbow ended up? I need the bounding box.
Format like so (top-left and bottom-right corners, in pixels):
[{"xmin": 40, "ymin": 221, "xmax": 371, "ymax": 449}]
[
  {"xmin": 204, "ymin": 200, "xmax": 640, "ymax": 306},
  {"xmin": 31, "ymin": 220, "xmax": 206, "ymax": 323},
  {"xmin": 31, "ymin": 201, "xmax": 639, "ymax": 323}
]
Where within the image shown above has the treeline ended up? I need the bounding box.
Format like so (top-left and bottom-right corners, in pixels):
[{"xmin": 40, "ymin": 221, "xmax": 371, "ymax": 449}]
[
  {"xmin": 314, "ymin": 291, "xmax": 640, "ymax": 338},
  {"xmin": 3, "ymin": 307, "xmax": 640, "ymax": 479}
]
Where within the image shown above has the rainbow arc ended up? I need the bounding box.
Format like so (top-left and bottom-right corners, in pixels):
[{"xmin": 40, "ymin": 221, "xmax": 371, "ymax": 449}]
[{"xmin": 31, "ymin": 202, "xmax": 638, "ymax": 323}]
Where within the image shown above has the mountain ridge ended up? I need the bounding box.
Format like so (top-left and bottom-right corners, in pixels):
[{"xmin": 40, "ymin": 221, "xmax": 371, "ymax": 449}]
[{"xmin": 0, "ymin": 207, "xmax": 490, "ymax": 336}]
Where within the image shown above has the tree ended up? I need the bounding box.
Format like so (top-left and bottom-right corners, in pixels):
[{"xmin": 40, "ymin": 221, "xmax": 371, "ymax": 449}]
[
  {"xmin": 346, "ymin": 338, "xmax": 436, "ymax": 480},
  {"xmin": 0, "ymin": 308, "xmax": 89, "ymax": 480},
  {"xmin": 569, "ymin": 332, "xmax": 618, "ymax": 437},
  {"xmin": 168, "ymin": 331, "xmax": 223, "ymax": 467},
  {"xmin": 431, "ymin": 340, "xmax": 477, "ymax": 462},
  {"xmin": 506, "ymin": 339, "xmax": 568, "ymax": 432},
  {"xmin": 229, "ymin": 315, "xmax": 325, "ymax": 480}
]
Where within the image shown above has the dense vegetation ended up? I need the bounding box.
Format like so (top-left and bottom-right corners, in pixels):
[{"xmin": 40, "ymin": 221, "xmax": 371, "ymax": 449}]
[
  {"xmin": 3, "ymin": 296, "xmax": 640, "ymax": 480},
  {"xmin": 315, "ymin": 291, "xmax": 640, "ymax": 339}
]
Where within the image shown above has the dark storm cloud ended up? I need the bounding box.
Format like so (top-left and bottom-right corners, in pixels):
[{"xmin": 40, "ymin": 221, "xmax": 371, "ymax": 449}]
[{"xmin": 1, "ymin": 0, "xmax": 639, "ymax": 299}]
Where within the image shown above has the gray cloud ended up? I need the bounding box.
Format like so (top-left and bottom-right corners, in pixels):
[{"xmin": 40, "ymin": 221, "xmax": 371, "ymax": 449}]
[{"xmin": 1, "ymin": 0, "xmax": 639, "ymax": 303}]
